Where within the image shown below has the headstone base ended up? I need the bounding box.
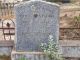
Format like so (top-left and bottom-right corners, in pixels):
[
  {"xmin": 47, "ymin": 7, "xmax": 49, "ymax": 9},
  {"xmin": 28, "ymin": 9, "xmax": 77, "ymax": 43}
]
[{"xmin": 11, "ymin": 51, "xmax": 49, "ymax": 60}]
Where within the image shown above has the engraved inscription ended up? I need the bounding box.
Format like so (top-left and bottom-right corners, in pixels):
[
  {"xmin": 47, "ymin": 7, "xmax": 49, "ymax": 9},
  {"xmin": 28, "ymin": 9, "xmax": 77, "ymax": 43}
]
[{"xmin": 15, "ymin": 1, "xmax": 59, "ymax": 51}]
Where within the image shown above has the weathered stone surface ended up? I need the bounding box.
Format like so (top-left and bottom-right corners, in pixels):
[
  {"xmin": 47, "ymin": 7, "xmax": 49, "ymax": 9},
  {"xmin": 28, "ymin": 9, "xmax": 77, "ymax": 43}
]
[
  {"xmin": 11, "ymin": 51, "xmax": 49, "ymax": 60},
  {"xmin": 62, "ymin": 46, "xmax": 80, "ymax": 57},
  {"xmin": 59, "ymin": 40, "xmax": 80, "ymax": 57},
  {"xmin": 0, "ymin": 41, "xmax": 13, "ymax": 56},
  {"xmin": 15, "ymin": 1, "xmax": 59, "ymax": 51},
  {"xmin": 0, "ymin": 47, "xmax": 12, "ymax": 56}
]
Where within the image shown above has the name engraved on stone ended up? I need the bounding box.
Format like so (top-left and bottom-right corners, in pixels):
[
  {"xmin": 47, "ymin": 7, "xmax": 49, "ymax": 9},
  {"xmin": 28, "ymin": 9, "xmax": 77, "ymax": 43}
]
[{"xmin": 18, "ymin": 14, "xmax": 54, "ymax": 18}]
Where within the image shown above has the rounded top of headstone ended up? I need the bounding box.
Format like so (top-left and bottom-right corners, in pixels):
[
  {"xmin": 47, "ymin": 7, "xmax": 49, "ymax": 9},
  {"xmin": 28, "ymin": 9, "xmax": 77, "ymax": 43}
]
[{"xmin": 14, "ymin": 1, "xmax": 60, "ymax": 8}]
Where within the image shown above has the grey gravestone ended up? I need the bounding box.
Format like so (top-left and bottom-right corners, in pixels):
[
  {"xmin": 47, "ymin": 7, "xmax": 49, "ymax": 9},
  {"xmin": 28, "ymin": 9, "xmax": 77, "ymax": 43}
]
[{"xmin": 15, "ymin": 1, "xmax": 59, "ymax": 51}]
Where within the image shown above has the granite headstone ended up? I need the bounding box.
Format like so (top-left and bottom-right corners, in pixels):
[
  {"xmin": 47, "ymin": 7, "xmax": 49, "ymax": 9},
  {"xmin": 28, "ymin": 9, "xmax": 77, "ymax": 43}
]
[{"xmin": 15, "ymin": 1, "xmax": 59, "ymax": 51}]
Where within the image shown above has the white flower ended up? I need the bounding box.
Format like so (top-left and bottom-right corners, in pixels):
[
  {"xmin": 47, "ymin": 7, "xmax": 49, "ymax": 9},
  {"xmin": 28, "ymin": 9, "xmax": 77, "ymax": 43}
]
[{"xmin": 49, "ymin": 35, "xmax": 53, "ymax": 39}]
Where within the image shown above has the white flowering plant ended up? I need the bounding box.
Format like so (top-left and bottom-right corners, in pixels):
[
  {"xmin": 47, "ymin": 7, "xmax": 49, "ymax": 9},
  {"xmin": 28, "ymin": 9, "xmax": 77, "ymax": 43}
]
[{"xmin": 40, "ymin": 35, "xmax": 63, "ymax": 60}]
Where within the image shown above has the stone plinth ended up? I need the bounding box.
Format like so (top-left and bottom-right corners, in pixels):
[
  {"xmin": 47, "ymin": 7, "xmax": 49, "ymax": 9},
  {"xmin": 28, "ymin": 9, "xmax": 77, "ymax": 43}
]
[{"xmin": 11, "ymin": 51, "xmax": 49, "ymax": 60}]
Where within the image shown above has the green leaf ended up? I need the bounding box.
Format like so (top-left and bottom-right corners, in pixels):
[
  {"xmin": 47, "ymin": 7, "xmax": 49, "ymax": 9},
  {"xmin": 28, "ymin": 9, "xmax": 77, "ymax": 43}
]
[{"xmin": 40, "ymin": 35, "xmax": 63, "ymax": 60}]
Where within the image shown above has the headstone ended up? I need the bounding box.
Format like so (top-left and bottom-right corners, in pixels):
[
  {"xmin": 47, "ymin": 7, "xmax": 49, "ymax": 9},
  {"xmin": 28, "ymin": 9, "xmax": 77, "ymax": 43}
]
[{"xmin": 15, "ymin": 1, "xmax": 59, "ymax": 51}]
